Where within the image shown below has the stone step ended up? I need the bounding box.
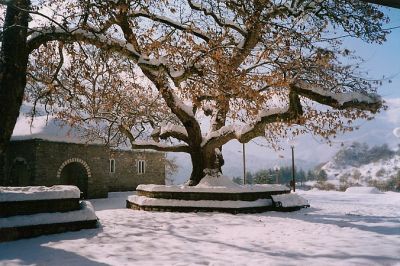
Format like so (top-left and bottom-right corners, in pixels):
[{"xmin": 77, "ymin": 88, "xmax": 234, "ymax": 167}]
[
  {"xmin": 0, "ymin": 198, "xmax": 80, "ymax": 218},
  {"xmin": 0, "ymin": 219, "xmax": 98, "ymax": 242},
  {"xmin": 126, "ymin": 193, "xmax": 310, "ymax": 214},
  {"xmin": 0, "ymin": 201, "xmax": 98, "ymax": 242},
  {"xmin": 136, "ymin": 188, "xmax": 290, "ymax": 201}
]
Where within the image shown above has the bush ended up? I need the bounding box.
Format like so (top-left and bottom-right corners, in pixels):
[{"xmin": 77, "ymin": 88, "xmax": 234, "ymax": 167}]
[{"xmin": 314, "ymin": 181, "xmax": 336, "ymax": 191}]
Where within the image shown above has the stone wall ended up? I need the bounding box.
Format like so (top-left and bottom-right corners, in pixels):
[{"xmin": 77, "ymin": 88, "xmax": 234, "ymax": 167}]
[
  {"xmin": 5, "ymin": 139, "xmax": 165, "ymax": 198},
  {"xmin": 6, "ymin": 140, "xmax": 36, "ymax": 186},
  {"xmin": 108, "ymin": 150, "xmax": 165, "ymax": 191},
  {"xmin": 34, "ymin": 140, "xmax": 109, "ymax": 199}
]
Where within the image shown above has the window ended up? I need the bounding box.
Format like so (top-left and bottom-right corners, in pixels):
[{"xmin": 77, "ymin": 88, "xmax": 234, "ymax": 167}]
[
  {"xmin": 109, "ymin": 159, "xmax": 115, "ymax": 173},
  {"xmin": 137, "ymin": 160, "xmax": 146, "ymax": 174}
]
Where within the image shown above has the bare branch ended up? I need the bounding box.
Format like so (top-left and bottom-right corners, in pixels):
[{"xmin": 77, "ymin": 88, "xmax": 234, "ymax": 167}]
[{"xmin": 187, "ymin": 0, "xmax": 247, "ymax": 36}]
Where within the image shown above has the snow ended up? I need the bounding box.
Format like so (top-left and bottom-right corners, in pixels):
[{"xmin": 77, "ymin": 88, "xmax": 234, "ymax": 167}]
[
  {"xmin": 128, "ymin": 195, "xmax": 272, "ymax": 208},
  {"xmin": 0, "ymin": 186, "xmax": 81, "ymax": 202},
  {"xmin": 172, "ymin": 93, "xmax": 194, "ymax": 117},
  {"xmin": 196, "ymin": 174, "xmax": 241, "ymax": 188},
  {"xmin": 0, "ymin": 190, "xmax": 399, "ymax": 265},
  {"xmin": 201, "ymin": 106, "xmax": 290, "ymax": 146},
  {"xmin": 345, "ymin": 187, "xmax": 382, "ymax": 194},
  {"xmin": 0, "ymin": 201, "xmax": 96, "ymax": 228},
  {"xmin": 296, "ymin": 81, "xmax": 381, "ymax": 105},
  {"xmin": 137, "ymin": 177, "xmax": 289, "ymax": 193},
  {"xmin": 160, "ymin": 123, "xmax": 188, "ymax": 138},
  {"xmin": 11, "ymin": 112, "xmax": 87, "ymax": 144},
  {"xmin": 271, "ymin": 193, "xmax": 309, "ymax": 207}
]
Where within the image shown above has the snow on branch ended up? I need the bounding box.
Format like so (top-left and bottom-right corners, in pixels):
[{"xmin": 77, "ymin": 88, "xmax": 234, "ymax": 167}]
[
  {"xmin": 27, "ymin": 27, "xmax": 169, "ymax": 77},
  {"xmin": 151, "ymin": 123, "xmax": 189, "ymax": 143},
  {"xmin": 201, "ymin": 106, "xmax": 291, "ymax": 148},
  {"xmin": 131, "ymin": 140, "xmax": 190, "ymax": 153},
  {"xmin": 292, "ymin": 81, "xmax": 382, "ymax": 113},
  {"xmin": 27, "ymin": 26, "xmax": 141, "ymax": 59},
  {"xmin": 202, "ymin": 82, "xmax": 382, "ymax": 149}
]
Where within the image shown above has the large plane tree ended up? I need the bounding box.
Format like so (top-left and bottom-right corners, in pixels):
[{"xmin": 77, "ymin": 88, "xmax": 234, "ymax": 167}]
[{"xmin": 22, "ymin": 0, "xmax": 388, "ymax": 185}]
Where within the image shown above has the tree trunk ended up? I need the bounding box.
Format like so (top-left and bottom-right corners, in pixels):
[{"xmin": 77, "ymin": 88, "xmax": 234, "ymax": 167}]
[
  {"xmin": 0, "ymin": 0, "xmax": 31, "ymax": 184},
  {"xmin": 187, "ymin": 147, "xmax": 224, "ymax": 186},
  {"xmin": 187, "ymin": 148, "xmax": 204, "ymax": 186}
]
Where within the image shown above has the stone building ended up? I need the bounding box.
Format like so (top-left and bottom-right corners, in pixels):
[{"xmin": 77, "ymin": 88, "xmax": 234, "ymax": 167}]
[
  {"xmin": 4, "ymin": 107, "xmax": 166, "ymax": 198},
  {"xmin": 5, "ymin": 139, "xmax": 165, "ymax": 198}
]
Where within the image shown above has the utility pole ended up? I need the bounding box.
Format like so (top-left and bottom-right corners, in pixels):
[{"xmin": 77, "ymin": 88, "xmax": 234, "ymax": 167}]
[
  {"xmin": 291, "ymin": 145, "xmax": 296, "ymax": 192},
  {"xmin": 243, "ymin": 143, "xmax": 246, "ymax": 185}
]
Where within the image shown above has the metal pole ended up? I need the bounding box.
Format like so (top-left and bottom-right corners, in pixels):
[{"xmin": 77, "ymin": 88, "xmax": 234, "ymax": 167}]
[
  {"xmin": 276, "ymin": 169, "xmax": 279, "ymax": 184},
  {"xmin": 243, "ymin": 143, "xmax": 246, "ymax": 185},
  {"xmin": 291, "ymin": 146, "xmax": 296, "ymax": 192}
]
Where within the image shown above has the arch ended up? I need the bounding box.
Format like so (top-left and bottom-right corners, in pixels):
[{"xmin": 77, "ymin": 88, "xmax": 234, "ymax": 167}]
[
  {"xmin": 57, "ymin": 158, "xmax": 92, "ymax": 179},
  {"xmin": 57, "ymin": 158, "xmax": 92, "ymax": 198}
]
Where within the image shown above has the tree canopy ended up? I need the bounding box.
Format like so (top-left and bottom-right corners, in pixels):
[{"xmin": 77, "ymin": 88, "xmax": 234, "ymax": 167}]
[{"xmin": 1, "ymin": 0, "xmax": 390, "ymax": 185}]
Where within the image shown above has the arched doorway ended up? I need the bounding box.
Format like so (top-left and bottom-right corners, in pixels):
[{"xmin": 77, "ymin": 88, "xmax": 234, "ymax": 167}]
[
  {"xmin": 9, "ymin": 158, "xmax": 30, "ymax": 186},
  {"xmin": 58, "ymin": 159, "xmax": 91, "ymax": 198}
]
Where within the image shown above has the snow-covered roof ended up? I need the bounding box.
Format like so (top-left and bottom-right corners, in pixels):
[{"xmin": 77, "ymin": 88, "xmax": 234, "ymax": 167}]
[
  {"xmin": 11, "ymin": 115, "xmax": 89, "ymax": 144},
  {"xmin": 11, "ymin": 105, "xmax": 93, "ymax": 144}
]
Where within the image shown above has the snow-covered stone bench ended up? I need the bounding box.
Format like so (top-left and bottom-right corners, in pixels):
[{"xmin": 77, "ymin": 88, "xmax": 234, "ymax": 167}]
[
  {"xmin": 0, "ymin": 186, "xmax": 98, "ymax": 242},
  {"xmin": 127, "ymin": 175, "xmax": 309, "ymax": 214},
  {"xmin": 0, "ymin": 186, "xmax": 81, "ymax": 217}
]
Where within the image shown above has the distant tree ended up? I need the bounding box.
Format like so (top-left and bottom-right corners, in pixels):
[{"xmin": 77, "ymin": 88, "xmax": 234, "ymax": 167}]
[
  {"xmin": 317, "ymin": 170, "xmax": 328, "ymax": 183},
  {"xmin": 333, "ymin": 142, "xmax": 369, "ymax": 167},
  {"xmin": 232, "ymin": 177, "xmax": 243, "ymax": 185},
  {"xmin": 375, "ymin": 168, "xmax": 386, "ymax": 178},
  {"xmin": 307, "ymin": 170, "xmax": 317, "ymax": 181},
  {"xmin": 351, "ymin": 170, "xmax": 362, "ymax": 183},
  {"xmin": 339, "ymin": 172, "xmax": 352, "ymax": 191},
  {"xmin": 245, "ymin": 172, "xmax": 254, "ymax": 185},
  {"xmin": 334, "ymin": 142, "xmax": 395, "ymax": 168},
  {"xmin": 165, "ymin": 157, "xmax": 179, "ymax": 185},
  {"xmin": 253, "ymin": 169, "xmax": 274, "ymax": 184},
  {"xmin": 366, "ymin": 144, "xmax": 394, "ymax": 163},
  {"xmin": 298, "ymin": 169, "xmax": 306, "ymax": 184}
]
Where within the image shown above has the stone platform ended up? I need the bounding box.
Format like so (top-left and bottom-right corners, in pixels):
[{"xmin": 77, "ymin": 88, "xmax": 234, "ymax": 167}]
[
  {"xmin": 127, "ymin": 177, "xmax": 309, "ymax": 214},
  {"xmin": 0, "ymin": 186, "xmax": 98, "ymax": 242}
]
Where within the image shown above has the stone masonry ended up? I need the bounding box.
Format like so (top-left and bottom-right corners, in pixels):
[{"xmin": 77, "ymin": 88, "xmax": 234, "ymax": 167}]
[{"xmin": 5, "ymin": 139, "xmax": 165, "ymax": 198}]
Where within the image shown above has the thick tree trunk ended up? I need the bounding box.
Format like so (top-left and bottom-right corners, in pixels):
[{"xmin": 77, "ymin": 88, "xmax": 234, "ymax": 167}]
[
  {"xmin": 187, "ymin": 147, "xmax": 224, "ymax": 186},
  {"xmin": 0, "ymin": 0, "xmax": 31, "ymax": 184}
]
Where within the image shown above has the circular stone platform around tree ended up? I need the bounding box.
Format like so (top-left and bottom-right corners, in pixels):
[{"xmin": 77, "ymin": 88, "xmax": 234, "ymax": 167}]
[{"xmin": 127, "ymin": 175, "xmax": 310, "ymax": 214}]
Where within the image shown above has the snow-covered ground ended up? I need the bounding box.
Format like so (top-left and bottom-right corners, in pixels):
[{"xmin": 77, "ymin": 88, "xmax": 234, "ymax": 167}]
[{"xmin": 0, "ymin": 190, "xmax": 399, "ymax": 266}]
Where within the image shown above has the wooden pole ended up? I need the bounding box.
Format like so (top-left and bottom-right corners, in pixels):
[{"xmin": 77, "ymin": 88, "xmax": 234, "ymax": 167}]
[
  {"xmin": 291, "ymin": 146, "xmax": 296, "ymax": 192},
  {"xmin": 243, "ymin": 143, "xmax": 246, "ymax": 185}
]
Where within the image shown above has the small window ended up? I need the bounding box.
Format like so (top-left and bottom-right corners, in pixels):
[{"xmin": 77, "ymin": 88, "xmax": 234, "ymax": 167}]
[
  {"xmin": 109, "ymin": 159, "xmax": 115, "ymax": 173},
  {"xmin": 137, "ymin": 160, "xmax": 146, "ymax": 174}
]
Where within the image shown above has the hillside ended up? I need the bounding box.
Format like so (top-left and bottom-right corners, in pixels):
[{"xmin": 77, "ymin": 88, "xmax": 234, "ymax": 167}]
[{"xmin": 317, "ymin": 143, "xmax": 400, "ymax": 191}]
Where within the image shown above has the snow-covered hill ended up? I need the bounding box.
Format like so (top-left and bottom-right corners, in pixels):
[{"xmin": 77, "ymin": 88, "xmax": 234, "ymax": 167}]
[{"xmin": 320, "ymin": 155, "xmax": 400, "ymax": 190}]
